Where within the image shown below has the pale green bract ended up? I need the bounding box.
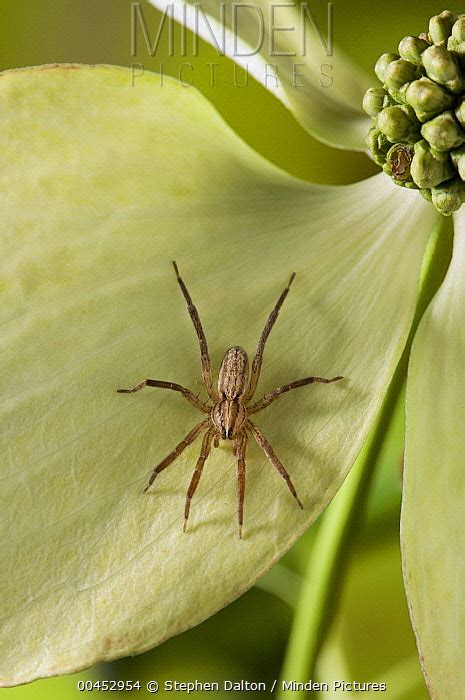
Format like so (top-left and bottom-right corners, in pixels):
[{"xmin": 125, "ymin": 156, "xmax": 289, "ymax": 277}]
[
  {"xmin": 0, "ymin": 65, "xmax": 437, "ymax": 685},
  {"xmin": 402, "ymin": 207, "xmax": 465, "ymax": 700},
  {"xmin": 146, "ymin": 0, "xmax": 372, "ymax": 150}
]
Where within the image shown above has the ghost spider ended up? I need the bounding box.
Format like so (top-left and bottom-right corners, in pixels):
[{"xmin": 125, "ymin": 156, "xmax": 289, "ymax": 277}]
[{"xmin": 117, "ymin": 262, "xmax": 343, "ymax": 538}]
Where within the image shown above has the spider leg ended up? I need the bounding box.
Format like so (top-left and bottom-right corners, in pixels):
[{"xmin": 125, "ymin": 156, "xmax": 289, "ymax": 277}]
[
  {"xmin": 248, "ymin": 375, "xmax": 343, "ymax": 414},
  {"xmin": 144, "ymin": 419, "xmax": 209, "ymax": 493},
  {"xmin": 172, "ymin": 261, "xmax": 218, "ymax": 402},
  {"xmin": 246, "ymin": 420, "xmax": 303, "ymax": 510},
  {"xmin": 117, "ymin": 379, "xmax": 209, "ymax": 413},
  {"xmin": 183, "ymin": 428, "xmax": 215, "ymax": 532},
  {"xmin": 233, "ymin": 431, "xmax": 247, "ymax": 539},
  {"xmin": 243, "ymin": 272, "xmax": 296, "ymax": 402}
]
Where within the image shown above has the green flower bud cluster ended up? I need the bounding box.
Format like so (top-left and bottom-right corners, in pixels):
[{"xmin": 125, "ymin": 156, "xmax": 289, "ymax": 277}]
[{"xmin": 364, "ymin": 10, "xmax": 465, "ymax": 215}]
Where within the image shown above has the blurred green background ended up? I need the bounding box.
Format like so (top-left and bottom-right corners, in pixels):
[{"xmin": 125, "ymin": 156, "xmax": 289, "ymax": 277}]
[{"xmin": 1, "ymin": 1, "xmax": 450, "ymax": 697}]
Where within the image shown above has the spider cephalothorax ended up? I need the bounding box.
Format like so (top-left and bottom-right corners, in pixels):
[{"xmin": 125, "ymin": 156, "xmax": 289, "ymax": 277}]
[{"xmin": 118, "ymin": 262, "xmax": 342, "ymax": 538}]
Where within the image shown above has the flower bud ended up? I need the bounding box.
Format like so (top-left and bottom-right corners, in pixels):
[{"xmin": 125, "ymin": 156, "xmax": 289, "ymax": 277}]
[
  {"xmin": 429, "ymin": 10, "xmax": 457, "ymax": 46},
  {"xmin": 366, "ymin": 126, "xmax": 391, "ymax": 165},
  {"xmin": 377, "ymin": 105, "xmax": 419, "ymax": 143},
  {"xmin": 448, "ymin": 18, "xmax": 465, "ymax": 64},
  {"xmin": 405, "ymin": 78, "xmax": 454, "ymax": 122},
  {"xmin": 384, "ymin": 59, "xmax": 419, "ymax": 93},
  {"xmin": 422, "ymin": 45, "xmax": 465, "ymax": 94},
  {"xmin": 453, "ymin": 41, "xmax": 465, "ymax": 67},
  {"xmin": 450, "ymin": 144, "xmax": 465, "ymax": 179},
  {"xmin": 398, "ymin": 35, "xmax": 430, "ymax": 65},
  {"xmin": 385, "ymin": 144, "xmax": 414, "ymax": 182},
  {"xmin": 421, "ymin": 111, "xmax": 465, "ymax": 151},
  {"xmin": 455, "ymin": 96, "xmax": 465, "ymax": 127},
  {"xmin": 452, "ymin": 15, "xmax": 465, "ymax": 43},
  {"xmin": 431, "ymin": 177, "xmax": 465, "ymax": 214},
  {"xmin": 374, "ymin": 53, "xmax": 399, "ymax": 83},
  {"xmin": 410, "ymin": 139, "xmax": 454, "ymax": 188},
  {"xmin": 419, "ymin": 188, "xmax": 433, "ymax": 202},
  {"xmin": 362, "ymin": 87, "xmax": 392, "ymax": 118}
]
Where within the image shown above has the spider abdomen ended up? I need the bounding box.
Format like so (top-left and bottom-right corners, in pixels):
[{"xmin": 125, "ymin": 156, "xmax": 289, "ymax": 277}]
[
  {"xmin": 212, "ymin": 398, "xmax": 247, "ymax": 439},
  {"xmin": 218, "ymin": 346, "xmax": 249, "ymax": 399}
]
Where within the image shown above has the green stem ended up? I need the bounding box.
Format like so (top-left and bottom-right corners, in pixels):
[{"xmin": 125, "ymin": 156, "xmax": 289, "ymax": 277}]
[{"xmin": 276, "ymin": 215, "xmax": 453, "ymax": 699}]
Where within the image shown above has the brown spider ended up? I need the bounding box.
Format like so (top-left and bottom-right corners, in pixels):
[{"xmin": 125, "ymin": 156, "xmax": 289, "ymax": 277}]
[{"xmin": 118, "ymin": 262, "xmax": 342, "ymax": 538}]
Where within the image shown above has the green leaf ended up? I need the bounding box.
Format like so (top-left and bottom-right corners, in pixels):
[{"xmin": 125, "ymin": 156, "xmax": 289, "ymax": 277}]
[
  {"xmin": 0, "ymin": 64, "xmax": 438, "ymax": 685},
  {"xmin": 402, "ymin": 209, "xmax": 465, "ymax": 699},
  {"xmin": 146, "ymin": 0, "xmax": 372, "ymax": 151}
]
